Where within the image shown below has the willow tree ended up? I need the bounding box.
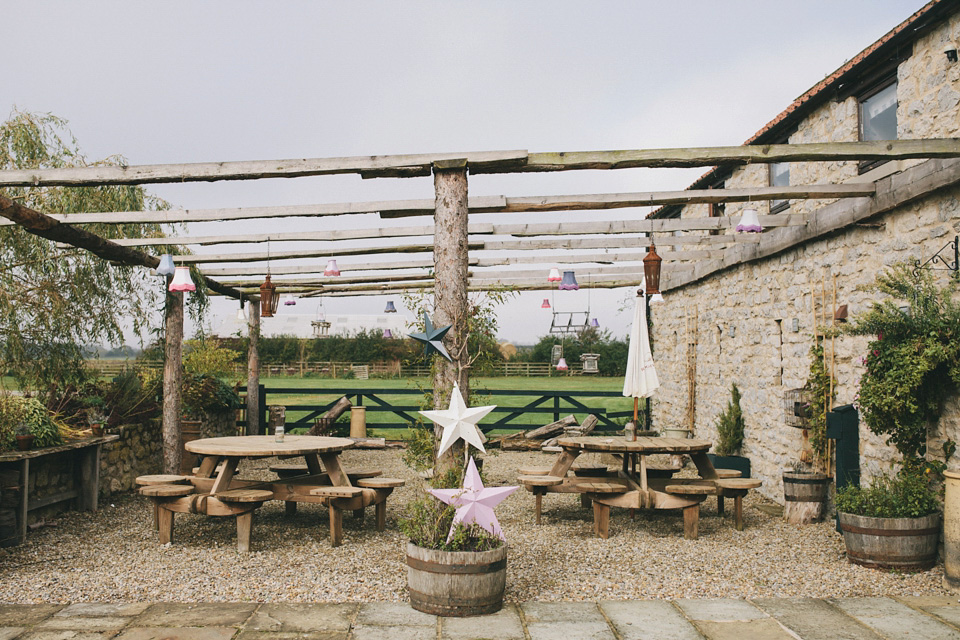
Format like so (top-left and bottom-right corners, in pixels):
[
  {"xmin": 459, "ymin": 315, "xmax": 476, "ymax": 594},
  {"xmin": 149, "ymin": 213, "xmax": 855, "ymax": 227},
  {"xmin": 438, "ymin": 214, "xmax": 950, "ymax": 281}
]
[{"xmin": 0, "ymin": 110, "xmax": 171, "ymax": 391}]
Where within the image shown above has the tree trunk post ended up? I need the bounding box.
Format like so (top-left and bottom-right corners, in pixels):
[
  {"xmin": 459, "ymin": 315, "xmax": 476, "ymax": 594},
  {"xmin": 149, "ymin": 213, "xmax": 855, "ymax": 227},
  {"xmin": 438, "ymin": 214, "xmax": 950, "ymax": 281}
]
[
  {"xmin": 432, "ymin": 162, "xmax": 470, "ymax": 476},
  {"xmin": 162, "ymin": 287, "xmax": 183, "ymax": 475},
  {"xmin": 246, "ymin": 299, "xmax": 261, "ymax": 435}
]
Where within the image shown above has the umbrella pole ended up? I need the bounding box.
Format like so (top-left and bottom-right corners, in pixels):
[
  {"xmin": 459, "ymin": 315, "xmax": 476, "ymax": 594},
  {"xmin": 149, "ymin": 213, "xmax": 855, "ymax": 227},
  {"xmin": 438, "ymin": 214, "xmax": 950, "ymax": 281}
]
[{"xmin": 633, "ymin": 397, "xmax": 639, "ymax": 423}]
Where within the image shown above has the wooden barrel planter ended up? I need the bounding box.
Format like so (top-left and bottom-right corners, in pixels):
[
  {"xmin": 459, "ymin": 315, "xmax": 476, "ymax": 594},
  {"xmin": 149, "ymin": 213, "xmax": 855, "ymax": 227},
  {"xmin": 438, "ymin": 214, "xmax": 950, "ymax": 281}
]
[
  {"xmin": 783, "ymin": 471, "xmax": 831, "ymax": 524},
  {"xmin": 837, "ymin": 512, "xmax": 940, "ymax": 571},
  {"xmin": 406, "ymin": 542, "xmax": 507, "ymax": 617}
]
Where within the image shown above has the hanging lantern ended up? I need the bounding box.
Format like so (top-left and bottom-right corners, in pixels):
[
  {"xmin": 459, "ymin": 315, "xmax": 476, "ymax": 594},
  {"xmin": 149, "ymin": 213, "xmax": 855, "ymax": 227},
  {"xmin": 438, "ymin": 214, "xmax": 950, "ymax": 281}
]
[
  {"xmin": 168, "ymin": 266, "xmax": 196, "ymax": 292},
  {"xmin": 735, "ymin": 208, "xmax": 762, "ymax": 233},
  {"xmin": 324, "ymin": 259, "xmax": 340, "ymax": 276},
  {"xmin": 591, "ymin": 318, "xmax": 600, "ymax": 328},
  {"xmin": 558, "ymin": 271, "xmax": 579, "ymax": 290},
  {"xmin": 260, "ymin": 275, "xmax": 279, "ymax": 317},
  {"xmin": 547, "ymin": 267, "xmax": 562, "ymax": 282},
  {"xmin": 283, "ymin": 295, "xmax": 297, "ymax": 306},
  {"xmin": 642, "ymin": 243, "xmax": 662, "ymax": 296},
  {"xmin": 384, "ymin": 300, "xmax": 397, "ymax": 313},
  {"xmin": 556, "ymin": 357, "xmax": 569, "ymax": 371},
  {"xmin": 384, "ymin": 329, "xmax": 393, "ymax": 339},
  {"xmin": 541, "ymin": 298, "xmax": 551, "ymax": 309},
  {"xmin": 156, "ymin": 254, "xmax": 176, "ymax": 277}
]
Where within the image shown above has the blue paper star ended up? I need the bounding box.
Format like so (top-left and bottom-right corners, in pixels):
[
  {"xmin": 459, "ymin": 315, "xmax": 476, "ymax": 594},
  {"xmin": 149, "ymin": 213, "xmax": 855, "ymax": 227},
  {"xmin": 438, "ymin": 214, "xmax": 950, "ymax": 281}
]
[{"xmin": 409, "ymin": 312, "xmax": 453, "ymax": 362}]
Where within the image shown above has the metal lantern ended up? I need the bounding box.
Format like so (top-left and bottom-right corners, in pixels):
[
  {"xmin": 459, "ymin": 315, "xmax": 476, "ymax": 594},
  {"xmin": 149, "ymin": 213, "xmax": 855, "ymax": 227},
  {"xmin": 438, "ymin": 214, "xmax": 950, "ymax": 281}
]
[
  {"xmin": 558, "ymin": 271, "xmax": 579, "ymax": 290},
  {"xmin": 283, "ymin": 295, "xmax": 297, "ymax": 306},
  {"xmin": 384, "ymin": 300, "xmax": 397, "ymax": 313},
  {"xmin": 541, "ymin": 298, "xmax": 551, "ymax": 309},
  {"xmin": 547, "ymin": 267, "xmax": 562, "ymax": 282},
  {"xmin": 156, "ymin": 254, "xmax": 176, "ymax": 277},
  {"xmin": 324, "ymin": 259, "xmax": 340, "ymax": 276},
  {"xmin": 260, "ymin": 275, "xmax": 279, "ymax": 317},
  {"xmin": 168, "ymin": 266, "xmax": 196, "ymax": 292},
  {"xmin": 555, "ymin": 357, "xmax": 569, "ymax": 371},
  {"xmin": 642, "ymin": 243, "xmax": 662, "ymax": 296},
  {"xmin": 591, "ymin": 317, "xmax": 600, "ymax": 328},
  {"xmin": 736, "ymin": 208, "xmax": 762, "ymax": 233},
  {"xmin": 384, "ymin": 329, "xmax": 393, "ymax": 339}
]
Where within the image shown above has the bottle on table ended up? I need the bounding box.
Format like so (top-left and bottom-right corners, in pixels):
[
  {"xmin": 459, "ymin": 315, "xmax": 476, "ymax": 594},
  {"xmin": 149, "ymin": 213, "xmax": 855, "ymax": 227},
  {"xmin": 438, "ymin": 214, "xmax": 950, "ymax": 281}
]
[{"xmin": 275, "ymin": 425, "xmax": 285, "ymax": 443}]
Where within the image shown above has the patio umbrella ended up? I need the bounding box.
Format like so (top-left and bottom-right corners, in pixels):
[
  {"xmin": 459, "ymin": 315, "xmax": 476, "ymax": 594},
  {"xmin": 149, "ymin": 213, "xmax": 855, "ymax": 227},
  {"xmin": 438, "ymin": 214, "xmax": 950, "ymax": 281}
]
[{"xmin": 622, "ymin": 293, "xmax": 660, "ymax": 422}]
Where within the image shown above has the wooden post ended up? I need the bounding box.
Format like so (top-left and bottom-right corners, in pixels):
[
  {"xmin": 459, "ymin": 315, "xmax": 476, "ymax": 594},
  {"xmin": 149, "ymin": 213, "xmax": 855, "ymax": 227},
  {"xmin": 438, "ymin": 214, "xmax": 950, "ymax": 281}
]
[
  {"xmin": 432, "ymin": 162, "xmax": 470, "ymax": 475},
  {"xmin": 162, "ymin": 288, "xmax": 183, "ymax": 475},
  {"xmin": 246, "ymin": 300, "xmax": 260, "ymax": 436}
]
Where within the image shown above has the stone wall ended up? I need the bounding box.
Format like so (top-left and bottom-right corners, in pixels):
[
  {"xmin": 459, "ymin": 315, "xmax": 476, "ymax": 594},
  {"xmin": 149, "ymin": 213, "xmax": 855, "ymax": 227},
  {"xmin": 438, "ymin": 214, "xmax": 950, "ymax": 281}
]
[
  {"xmin": 653, "ymin": 13, "xmax": 960, "ymax": 504},
  {"xmin": 99, "ymin": 420, "xmax": 164, "ymax": 495}
]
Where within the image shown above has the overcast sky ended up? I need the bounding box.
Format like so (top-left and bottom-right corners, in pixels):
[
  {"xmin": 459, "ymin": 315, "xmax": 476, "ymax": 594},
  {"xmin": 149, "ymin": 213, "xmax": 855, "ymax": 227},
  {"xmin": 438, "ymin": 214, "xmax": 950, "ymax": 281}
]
[{"xmin": 4, "ymin": 1, "xmax": 929, "ymax": 344}]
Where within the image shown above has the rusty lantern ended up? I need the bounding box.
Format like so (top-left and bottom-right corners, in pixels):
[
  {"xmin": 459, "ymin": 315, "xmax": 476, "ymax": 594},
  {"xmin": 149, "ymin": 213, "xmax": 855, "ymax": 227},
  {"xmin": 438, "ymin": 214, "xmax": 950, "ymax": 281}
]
[
  {"xmin": 642, "ymin": 243, "xmax": 662, "ymax": 296},
  {"xmin": 260, "ymin": 275, "xmax": 279, "ymax": 317}
]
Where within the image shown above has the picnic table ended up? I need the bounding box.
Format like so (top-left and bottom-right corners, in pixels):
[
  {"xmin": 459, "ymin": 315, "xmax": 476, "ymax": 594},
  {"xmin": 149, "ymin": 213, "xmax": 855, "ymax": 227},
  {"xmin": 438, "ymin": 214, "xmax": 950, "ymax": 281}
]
[
  {"xmin": 518, "ymin": 436, "xmax": 758, "ymax": 539},
  {"xmin": 139, "ymin": 435, "xmax": 404, "ymax": 551}
]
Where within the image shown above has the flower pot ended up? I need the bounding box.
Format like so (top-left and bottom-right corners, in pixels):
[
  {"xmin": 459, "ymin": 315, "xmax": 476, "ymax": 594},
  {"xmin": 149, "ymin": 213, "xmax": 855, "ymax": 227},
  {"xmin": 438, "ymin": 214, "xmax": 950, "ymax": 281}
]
[
  {"xmin": 783, "ymin": 471, "xmax": 831, "ymax": 524},
  {"xmin": 91, "ymin": 424, "xmax": 104, "ymax": 437},
  {"xmin": 406, "ymin": 542, "xmax": 506, "ymax": 617},
  {"xmin": 708, "ymin": 453, "xmax": 751, "ymax": 478},
  {"xmin": 837, "ymin": 511, "xmax": 939, "ymax": 571},
  {"xmin": 944, "ymin": 470, "xmax": 960, "ymax": 590},
  {"xmin": 662, "ymin": 427, "xmax": 690, "ymax": 439},
  {"xmin": 15, "ymin": 434, "xmax": 34, "ymax": 451}
]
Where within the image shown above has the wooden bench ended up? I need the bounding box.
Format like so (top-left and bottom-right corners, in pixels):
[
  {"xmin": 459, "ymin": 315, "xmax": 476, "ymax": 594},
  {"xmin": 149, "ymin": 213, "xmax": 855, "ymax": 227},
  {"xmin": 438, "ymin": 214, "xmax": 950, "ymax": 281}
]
[
  {"xmin": 665, "ymin": 484, "xmax": 715, "ymax": 540},
  {"xmin": 715, "ymin": 478, "xmax": 761, "ymax": 531},
  {"xmin": 310, "ymin": 479, "xmax": 404, "ymax": 547},
  {"xmin": 517, "ymin": 466, "xmax": 553, "ymax": 476},
  {"xmin": 572, "ymin": 464, "xmax": 610, "ymax": 477},
  {"xmin": 518, "ymin": 475, "xmax": 563, "ymax": 525},
  {"xmin": 647, "ymin": 465, "xmax": 681, "ymax": 479},
  {"xmin": 136, "ymin": 474, "xmax": 189, "ymax": 486}
]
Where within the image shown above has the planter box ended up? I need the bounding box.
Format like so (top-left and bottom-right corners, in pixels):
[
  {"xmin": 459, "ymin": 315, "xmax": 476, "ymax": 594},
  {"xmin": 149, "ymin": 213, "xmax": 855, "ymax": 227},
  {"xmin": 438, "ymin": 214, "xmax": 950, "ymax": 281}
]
[
  {"xmin": 707, "ymin": 453, "xmax": 750, "ymax": 478},
  {"xmin": 406, "ymin": 542, "xmax": 506, "ymax": 617},
  {"xmin": 837, "ymin": 511, "xmax": 940, "ymax": 571}
]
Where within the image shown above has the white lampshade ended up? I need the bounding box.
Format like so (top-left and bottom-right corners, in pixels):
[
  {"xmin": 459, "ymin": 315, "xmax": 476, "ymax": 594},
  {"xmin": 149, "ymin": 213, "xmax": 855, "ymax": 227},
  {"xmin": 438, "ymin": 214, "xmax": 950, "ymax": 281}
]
[
  {"xmin": 547, "ymin": 267, "xmax": 562, "ymax": 282},
  {"xmin": 156, "ymin": 254, "xmax": 176, "ymax": 277},
  {"xmin": 649, "ymin": 293, "xmax": 664, "ymax": 304},
  {"xmin": 168, "ymin": 266, "xmax": 196, "ymax": 292},
  {"xmin": 324, "ymin": 259, "xmax": 340, "ymax": 276},
  {"xmin": 556, "ymin": 357, "xmax": 569, "ymax": 371},
  {"xmin": 735, "ymin": 208, "xmax": 762, "ymax": 233},
  {"xmin": 236, "ymin": 308, "xmax": 246, "ymax": 321}
]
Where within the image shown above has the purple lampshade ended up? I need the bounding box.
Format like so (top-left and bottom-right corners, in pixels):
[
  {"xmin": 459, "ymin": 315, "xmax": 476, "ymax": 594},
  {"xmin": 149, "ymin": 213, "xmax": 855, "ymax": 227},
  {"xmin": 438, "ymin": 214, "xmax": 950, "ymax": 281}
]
[
  {"xmin": 541, "ymin": 298, "xmax": 551, "ymax": 309},
  {"xmin": 735, "ymin": 208, "xmax": 762, "ymax": 233},
  {"xmin": 283, "ymin": 295, "xmax": 297, "ymax": 306},
  {"xmin": 384, "ymin": 329, "xmax": 393, "ymax": 339},
  {"xmin": 156, "ymin": 254, "xmax": 176, "ymax": 277},
  {"xmin": 591, "ymin": 318, "xmax": 600, "ymax": 328},
  {"xmin": 547, "ymin": 267, "xmax": 562, "ymax": 282},
  {"xmin": 168, "ymin": 266, "xmax": 196, "ymax": 292},
  {"xmin": 556, "ymin": 357, "xmax": 569, "ymax": 371},
  {"xmin": 384, "ymin": 300, "xmax": 397, "ymax": 313},
  {"xmin": 324, "ymin": 259, "xmax": 340, "ymax": 276},
  {"xmin": 558, "ymin": 271, "xmax": 579, "ymax": 290}
]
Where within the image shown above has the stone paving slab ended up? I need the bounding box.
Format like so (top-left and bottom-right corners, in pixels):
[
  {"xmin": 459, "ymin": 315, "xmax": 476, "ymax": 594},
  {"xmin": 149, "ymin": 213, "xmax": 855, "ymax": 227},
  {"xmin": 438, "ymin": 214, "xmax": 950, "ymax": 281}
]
[
  {"xmin": 114, "ymin": 627, "xmax": 237, "ymax": 640},
  {"xmin": 244, "ymin": 603, "xmax": 356, "ymax": 633},
  {"xmin": 521, "ymin": 602, "xmax": 614, "ymax": 640},
  {"xmin": 694, "ymin": 619, "xmax": 793, "ymax": 640},
  {"xmin": 899, "ymin": 595, "xmax": 960, "ymax": 628},
  {"xmin": 599, "ymin": 600, "xmax": 701, "ymax": 640},
  {"xmin": 354, "ymin": 602, "xmax": 435, "ymax": 627},
  {"xmin": 441, "ymin": 604, "xmax": 524, "ymax": 640},
  {"xmin": 675, "ymin": 598, "xmax": 769, "ymax": 622},
  {"xmin": 133, "ymin": 602, "xmax": 257, "ymax": 628},
  {"xmin": 833, "ymin": 597, "xmax": 960, "ymax": 640},
  {"xmin": 752, "ymin": 597, "xmax": 882, "ymax": 640},
  {"xmin": 17, "ymin": 631, "xmax": 117, "ymax": 640},
  {"xmin": 34, "ymin": 615, "xmax": 130, "ymax": 633},
  {"xmin": 0, "ymin": 629, "xmax": 22, "ymax": 640},
  {"xmin": 0, "ymin": 606, "xmax": 63, "ymax": 627},
  {"xmin": 55, "ymin": 603, "xmax": 151, "ymax": 618}
]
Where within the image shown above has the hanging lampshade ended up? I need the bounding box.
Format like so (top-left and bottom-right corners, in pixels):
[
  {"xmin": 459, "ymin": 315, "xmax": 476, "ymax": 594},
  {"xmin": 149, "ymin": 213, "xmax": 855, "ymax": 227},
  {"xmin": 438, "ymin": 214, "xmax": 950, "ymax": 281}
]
[
  {"xmin": 735, "ymin": 208, "xmax": 762, "ymax": 233},
  {"xmin": 558, "ymin": 271, "xmax": 579, "ymax": 290},
  {"xmin": 642, "ymin": 243, "xmax": 662, "ymax": 296},
  {"xmin": 324, "ymin": 259, "xmax": 340, "ymax": 276},
  {"xmin": 283, "ymin": 295, "xmax": 297, "ymax": 306},
  {"xmin": 384, "ymin": 300, "xmax": 397, "ymax": 313},
  {"xmin": 649, "ymin": 293, "xmax": 664, "ymax": 304},
  {"xmin": 168, "ymin": 266, "xmax": 196, "ymax": 292},
  {"xmin": 156, "ymin": 254, "xmax": 176, "ymax": 277},
  {"xmin": 541, "ymin": 298, "xmax": 551, "ymax": 309},
  {"xmin": 384, "ymin": 329, "xmax": 393, "ymax": 339},
  {"xmin": 260, "ymin": 275, "xmax": 279, "ymax": 317},
  {"xmin": 556, "ymin": 357, "xmax": 569, "ymax": 371},
  {"xmin": 547, "ymin": 267, "xmax": 562, "ymax": 282},
  {"xmin": 591, "ymin": 318, "xmax": 600, "ymax": 328},
  {"xmin": 236, "ymin": 307, "xmax": 246, "ymax": 321}
]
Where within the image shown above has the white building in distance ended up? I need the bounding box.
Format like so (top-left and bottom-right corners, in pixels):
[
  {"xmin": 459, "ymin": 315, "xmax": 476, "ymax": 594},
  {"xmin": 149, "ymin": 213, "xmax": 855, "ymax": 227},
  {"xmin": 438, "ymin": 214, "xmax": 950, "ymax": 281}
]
[{"xmin": 214, "ymin": 313, "xmax": 412, "ymax": 339}]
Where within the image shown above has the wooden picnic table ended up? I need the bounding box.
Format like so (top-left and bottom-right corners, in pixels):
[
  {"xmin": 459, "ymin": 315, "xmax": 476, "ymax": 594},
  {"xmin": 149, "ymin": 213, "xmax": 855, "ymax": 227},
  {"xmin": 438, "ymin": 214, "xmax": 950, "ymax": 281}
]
[{"xmin": 519, "ymin": 436, "xmax": 721, "ymax": 539}]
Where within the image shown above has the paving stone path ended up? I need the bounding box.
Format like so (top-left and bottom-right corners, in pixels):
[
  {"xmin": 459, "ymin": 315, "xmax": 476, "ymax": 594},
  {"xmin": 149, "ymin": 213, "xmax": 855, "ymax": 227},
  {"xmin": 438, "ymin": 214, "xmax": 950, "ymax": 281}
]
[{"xmin": 2, "ymin": 596, "xmax": 960, "ymax": 639}]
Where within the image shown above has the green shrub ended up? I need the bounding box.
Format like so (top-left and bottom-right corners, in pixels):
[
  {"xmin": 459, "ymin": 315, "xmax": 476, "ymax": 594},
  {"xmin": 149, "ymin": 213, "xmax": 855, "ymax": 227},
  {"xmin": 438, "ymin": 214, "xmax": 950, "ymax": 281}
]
[
  {"xmin": 835, "ymin": 470, "xmax": 940, "ymax": 518},
  {"xmin": 0, "ymin": 395, "xmax": 64, "ymax": 450},
  {"xmin": 714, "ymin": 383, "xmax": 744, "ymax": 456},
  {"xmin": 182, "ymin": 374, "xmax": 242, "ymax": 417},
  {"xmin": 399, "ymin": 493, "xmax": 502, "ymax": 552}
]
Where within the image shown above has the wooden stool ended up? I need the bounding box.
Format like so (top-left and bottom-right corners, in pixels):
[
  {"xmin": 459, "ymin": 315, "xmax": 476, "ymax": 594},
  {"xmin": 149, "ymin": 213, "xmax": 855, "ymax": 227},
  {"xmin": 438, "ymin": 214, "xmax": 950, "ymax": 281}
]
[
  {"xmin": 517, "ymin": 466, "xmax": 552, "ymax": 476},
  {"xmin": 139, "ymin": 483, "xmax": 195, "ymax": 537},
  {"xmin": 217, "ymin": 489, "xmax": 274, "ymax": 552},
  {"xmin": 580, "ymin": 483, "xmax": 628, "ymax": 539},
  {"xmin": 715, "ymin": 478, "xmax": 761, "ymax": 531},
  {"xmin": 356, "ymin": 478, "xmax": 404, "ymax": 530},
  {"xmin": 519, "ymin": 475, "xmax": 563, "ymax": 525},
  {"xmin": 310, "ymin": 486, "xmax": 364, "ymax": 547},
  {"xmin": 136, "ymin": 474, "xmax": 189, "ymax": 486},
  {"xmin": 711, "ymin": 469, "xmax": 742, "ymax": 514},
  {"xmin": 665, "ymin": 484, "xmax": 714, "ymax": 540}
]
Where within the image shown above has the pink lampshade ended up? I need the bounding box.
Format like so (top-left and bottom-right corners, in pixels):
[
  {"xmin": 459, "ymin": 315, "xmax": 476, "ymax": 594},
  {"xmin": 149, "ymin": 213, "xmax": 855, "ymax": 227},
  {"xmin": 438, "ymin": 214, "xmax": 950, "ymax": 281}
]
[
  {"xmin": 168, "ymin": 266, "xmax": 196, "ymax": 292},
  {"xmin": 547, "ymin": 267, "xmax": 562, "ymax": 282},
  {"xmin": 556, "ymin": 357, "xmax": 568, "ymax": 371},
  {"xmin": 324, "ymin": 259, "xmax": 340, "ymax": 276},
  {"xmin": 384, "ymin": 329, "xmax": 393, "ymax": 338},
  {"xmin": 541, "ymin": 298, "xmax": 551, "ymax": 309}
]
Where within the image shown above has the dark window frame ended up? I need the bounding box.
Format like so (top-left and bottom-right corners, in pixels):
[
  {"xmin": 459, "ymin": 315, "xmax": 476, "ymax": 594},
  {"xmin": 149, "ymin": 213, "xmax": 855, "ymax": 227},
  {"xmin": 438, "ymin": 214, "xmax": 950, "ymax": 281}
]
[
  {"xmin": 857, "ymin": 74, "xmax": 899, "ymax": 174},
  {"xmin": 769, "ymin": 161, "xmax": 791, "ymax": 214}
]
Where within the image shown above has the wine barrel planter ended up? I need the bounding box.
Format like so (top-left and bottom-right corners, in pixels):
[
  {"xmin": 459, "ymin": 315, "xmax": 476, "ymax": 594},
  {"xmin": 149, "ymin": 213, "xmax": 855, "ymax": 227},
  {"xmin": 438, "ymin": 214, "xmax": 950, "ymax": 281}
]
[
  {"xmin": 406, "ymin": 542, "xmax": 507, "ymax": 617},
  {"xmin": 837, "ymin": 511, "xmax": 940, "ymax": 571},
  {"xmin": 783, "ymin": 471, "xmax": 831, "ymax": 524}
]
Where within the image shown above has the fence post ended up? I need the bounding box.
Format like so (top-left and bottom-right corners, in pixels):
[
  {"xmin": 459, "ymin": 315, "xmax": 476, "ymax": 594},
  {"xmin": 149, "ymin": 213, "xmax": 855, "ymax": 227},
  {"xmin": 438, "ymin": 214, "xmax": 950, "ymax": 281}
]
[
  {"xmin": 554, "ymin": 395, "xmax": 560, "ymax": 423},
  {"xmin": 258, "ymin": 384, "xmax": 267, "ymax": 435}
]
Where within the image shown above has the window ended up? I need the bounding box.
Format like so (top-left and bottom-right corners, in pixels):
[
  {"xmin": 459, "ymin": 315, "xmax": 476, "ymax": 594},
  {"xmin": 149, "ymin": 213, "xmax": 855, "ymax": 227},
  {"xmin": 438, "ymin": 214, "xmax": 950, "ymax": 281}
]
[
  {"xmin": 769, "ymin": 161, "xmax": 790, "ymax": 213},
  {"xmin": 859, "ymin": 78, "xmax": 897, "ymax": 172}
]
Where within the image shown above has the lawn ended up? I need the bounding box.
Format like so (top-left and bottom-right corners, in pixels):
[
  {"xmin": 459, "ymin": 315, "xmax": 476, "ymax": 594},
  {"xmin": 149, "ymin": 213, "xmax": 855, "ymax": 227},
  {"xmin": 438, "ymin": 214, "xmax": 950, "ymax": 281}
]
[{"xmin": 254, "ymin": 375, "xmax": 639, "ymax": 436}]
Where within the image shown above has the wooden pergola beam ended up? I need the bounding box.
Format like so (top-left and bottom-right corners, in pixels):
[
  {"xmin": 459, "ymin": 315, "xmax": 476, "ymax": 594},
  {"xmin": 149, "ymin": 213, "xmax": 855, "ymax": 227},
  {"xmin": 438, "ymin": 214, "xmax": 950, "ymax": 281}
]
[{"xmin": 0, "ymin": 140, "xmax": 955, "ymax": 187}]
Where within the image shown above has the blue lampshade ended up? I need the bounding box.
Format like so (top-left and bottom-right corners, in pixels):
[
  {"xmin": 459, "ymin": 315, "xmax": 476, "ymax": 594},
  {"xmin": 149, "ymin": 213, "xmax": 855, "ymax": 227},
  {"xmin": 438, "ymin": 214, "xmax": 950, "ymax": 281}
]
[
  {"xmin": 156, "ymin": 254, "xmax": 175, "ymax": 276},
  {"xmin": 591, "ymin": 318, "xmax": 600, "ymax": 328},
  {"xmin": 558, "ymin": 271, "xmax": 579, "ymax": 290},
  {"xmin": 384, "ymin": 300, "xmax": 397, "ymax": 313}
]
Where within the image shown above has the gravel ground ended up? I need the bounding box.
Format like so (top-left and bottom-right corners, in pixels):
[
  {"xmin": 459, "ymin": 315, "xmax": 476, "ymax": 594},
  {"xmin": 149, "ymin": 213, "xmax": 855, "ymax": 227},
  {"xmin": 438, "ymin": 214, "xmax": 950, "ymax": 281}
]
[{"xmin": 0, "ymin": 448, "xmax": 948, "ymax": 603}]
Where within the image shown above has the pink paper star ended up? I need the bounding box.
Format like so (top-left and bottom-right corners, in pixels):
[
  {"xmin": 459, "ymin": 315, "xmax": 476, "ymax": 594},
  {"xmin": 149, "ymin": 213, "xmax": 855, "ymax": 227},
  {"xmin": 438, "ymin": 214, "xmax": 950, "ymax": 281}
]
[{"xmin": 428, "ymin": 457, "xmax": 518, "ymax": 542}]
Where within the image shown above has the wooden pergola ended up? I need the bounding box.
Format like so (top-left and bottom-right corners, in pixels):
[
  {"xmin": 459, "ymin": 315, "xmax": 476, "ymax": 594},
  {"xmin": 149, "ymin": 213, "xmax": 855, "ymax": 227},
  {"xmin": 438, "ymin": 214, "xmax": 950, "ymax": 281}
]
[{"xmin": 2, "ymin": 138, "xmax": 959, "ymax": 473}]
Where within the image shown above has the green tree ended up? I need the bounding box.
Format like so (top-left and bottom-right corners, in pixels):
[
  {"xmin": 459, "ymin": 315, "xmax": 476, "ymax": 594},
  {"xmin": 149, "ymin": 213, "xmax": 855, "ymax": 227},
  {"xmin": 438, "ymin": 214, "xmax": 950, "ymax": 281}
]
[{"xmin": 0, "ymin": 110, "xmax": 171, "ymax": 391}]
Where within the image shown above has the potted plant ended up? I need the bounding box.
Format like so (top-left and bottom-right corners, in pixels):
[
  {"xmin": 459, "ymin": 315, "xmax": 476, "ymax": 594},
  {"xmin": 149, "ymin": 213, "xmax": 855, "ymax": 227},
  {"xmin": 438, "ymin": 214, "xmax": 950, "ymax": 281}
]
[
  {"xmin": 707, "ymin": 383, "xmax": 750, "ymax": 477},
  {"xmin": 14, "ymin": 423, "xmax": 35, "ymax": 451},
  {"xmin": 835, "ymin": 264, "xmax": 959, "ymax": 570}
]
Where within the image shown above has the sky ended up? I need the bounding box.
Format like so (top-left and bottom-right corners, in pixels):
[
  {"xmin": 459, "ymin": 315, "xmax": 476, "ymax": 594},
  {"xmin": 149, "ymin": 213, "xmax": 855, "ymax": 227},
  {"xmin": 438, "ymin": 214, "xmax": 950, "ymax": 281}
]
[{"xmin": 3, "ymin": 1, "xmax": 930, "ymax": 345}]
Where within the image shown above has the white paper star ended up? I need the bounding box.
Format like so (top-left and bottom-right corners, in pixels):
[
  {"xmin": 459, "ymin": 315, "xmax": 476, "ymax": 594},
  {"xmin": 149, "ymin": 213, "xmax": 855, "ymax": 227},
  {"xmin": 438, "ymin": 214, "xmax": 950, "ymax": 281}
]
[
  {"xmin": 419, "ymin": 382, "xmax": 495, "ymax": 457},
  {"xmin": 428, "ymin": 456, "xmax": 518, "ymax": 541}
]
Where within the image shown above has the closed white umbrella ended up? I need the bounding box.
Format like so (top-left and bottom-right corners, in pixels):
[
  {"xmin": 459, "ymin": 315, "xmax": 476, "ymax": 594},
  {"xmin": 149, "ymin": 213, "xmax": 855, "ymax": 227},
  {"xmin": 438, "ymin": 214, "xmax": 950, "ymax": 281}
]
[{"xmin": 623, "ymin": 293, "xmax": 660, "ymax": 422}]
